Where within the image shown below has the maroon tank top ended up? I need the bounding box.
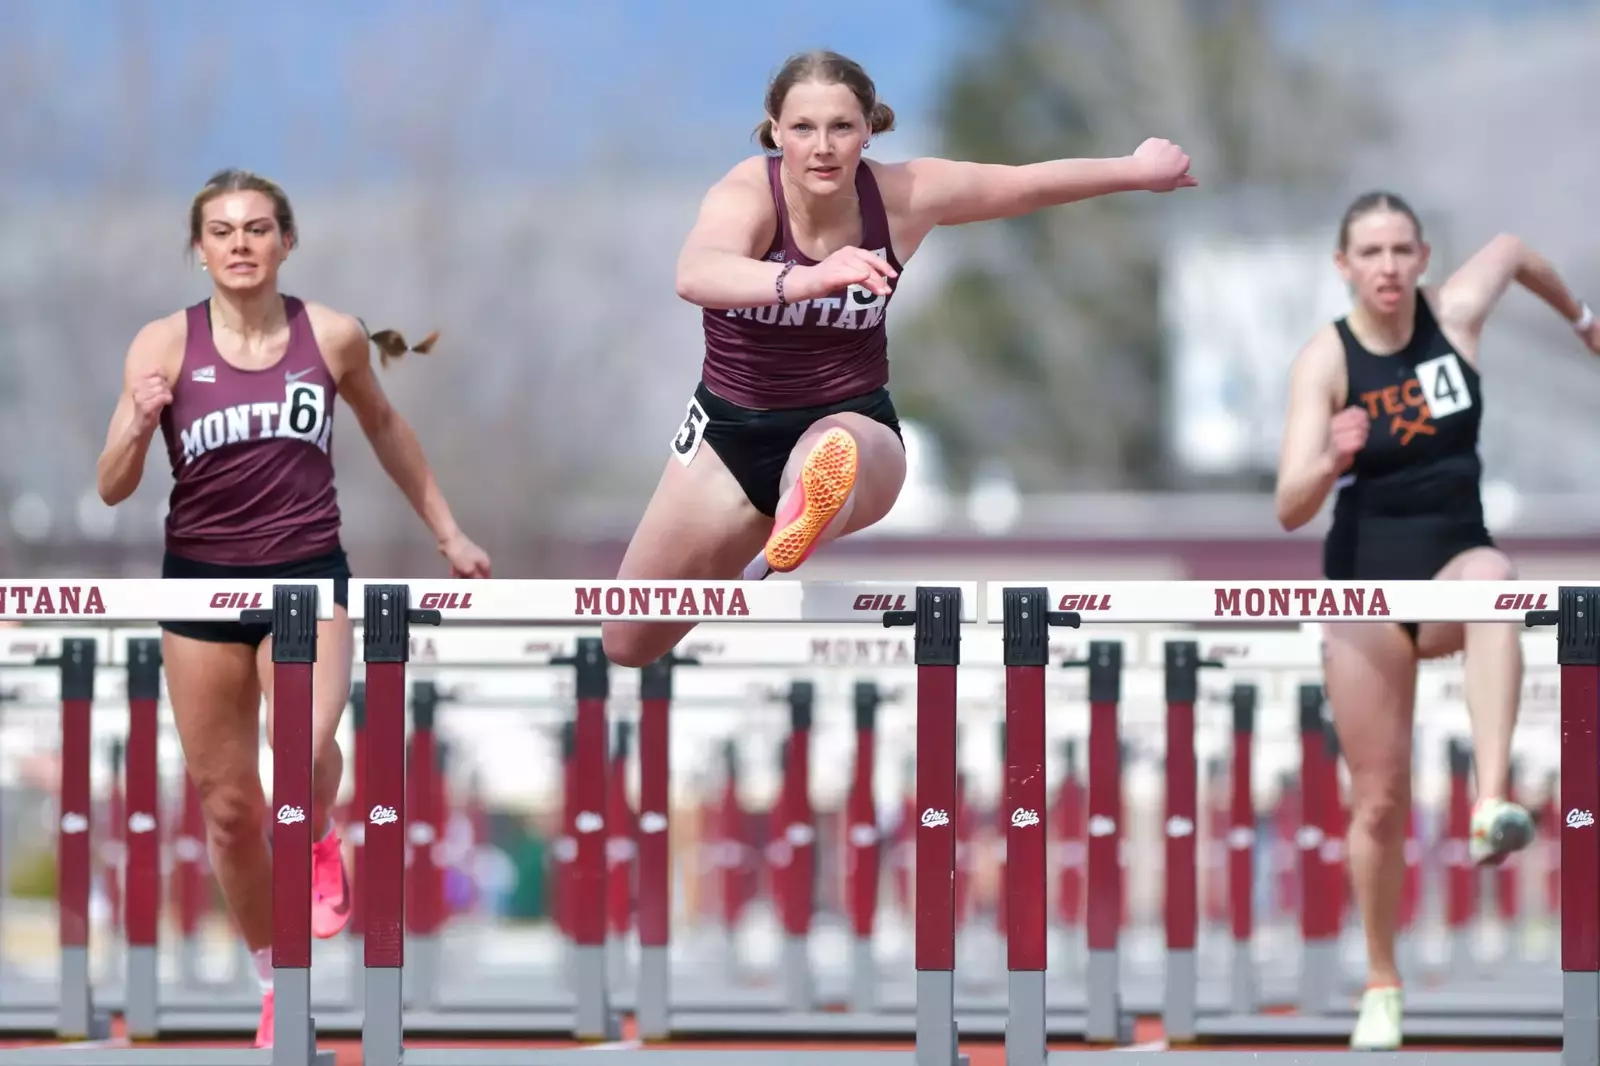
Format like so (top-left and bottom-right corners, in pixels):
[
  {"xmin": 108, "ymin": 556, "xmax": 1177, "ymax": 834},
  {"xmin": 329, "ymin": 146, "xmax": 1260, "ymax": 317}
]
[
  {"xmin": 699, "ymin": 155, "xmax": 903, "ymax": 409},
  {"xmin": 158, "ymin": 296, "xmax": 342, "ymax": 565}
]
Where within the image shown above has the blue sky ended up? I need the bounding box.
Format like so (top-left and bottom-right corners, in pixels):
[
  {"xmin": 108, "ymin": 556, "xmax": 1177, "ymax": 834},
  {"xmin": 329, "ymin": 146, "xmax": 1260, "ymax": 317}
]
[{"xmin": 5, "ymin": 0, "xmax": 1568, "ymax": 194}]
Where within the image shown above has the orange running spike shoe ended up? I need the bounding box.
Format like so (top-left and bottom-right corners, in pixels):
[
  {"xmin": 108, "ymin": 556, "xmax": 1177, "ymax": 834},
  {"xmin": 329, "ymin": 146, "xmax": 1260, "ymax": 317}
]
[{"xmin": 764, "ymin": 427, "xmax": 858, "ymax": 573}]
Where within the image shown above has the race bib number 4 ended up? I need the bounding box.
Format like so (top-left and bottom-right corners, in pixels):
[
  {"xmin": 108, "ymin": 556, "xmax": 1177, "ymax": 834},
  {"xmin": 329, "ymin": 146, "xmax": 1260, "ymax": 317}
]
[{"xmin": 1416, "ymin": 353, "xmax": 1472, "ymax": 419}]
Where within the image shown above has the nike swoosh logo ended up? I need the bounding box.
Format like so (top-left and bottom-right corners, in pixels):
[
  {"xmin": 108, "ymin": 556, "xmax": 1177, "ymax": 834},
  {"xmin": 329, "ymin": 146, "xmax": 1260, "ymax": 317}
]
[{"xmin": 285, "ymin": 368, "xmax": 314, "ymax": 382}]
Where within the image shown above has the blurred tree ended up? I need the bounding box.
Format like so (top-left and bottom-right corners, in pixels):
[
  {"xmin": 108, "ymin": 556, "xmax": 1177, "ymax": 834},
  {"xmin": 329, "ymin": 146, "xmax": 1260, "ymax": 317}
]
[{"xmin": 894, "ymin": 0, "xmax": 1391, "ymax": 491}]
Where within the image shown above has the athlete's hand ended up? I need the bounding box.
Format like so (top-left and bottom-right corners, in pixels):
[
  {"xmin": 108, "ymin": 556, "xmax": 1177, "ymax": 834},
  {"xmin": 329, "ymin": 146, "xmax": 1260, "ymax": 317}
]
[
  {"xmin": 1131, "ymin": 137, "xmax": 1197, "ymax": 193},
  {"xmin": 1578, "ymin": 315, "xmax": 1600, "ymax": 357},
  {"xmin": 789, "ymin": 246, "xmax": 897, "ymax": 302},
  {"xmin": 1328, "ymin": 406, "xmax": 1369, "ymax": 473},
  {"xmin": 130, "ymin": 372, "xmax": 172, "ymax": 432},
  {"xmin": 439, "ymin": 532, "xmax": 491, "ymax": 579}
]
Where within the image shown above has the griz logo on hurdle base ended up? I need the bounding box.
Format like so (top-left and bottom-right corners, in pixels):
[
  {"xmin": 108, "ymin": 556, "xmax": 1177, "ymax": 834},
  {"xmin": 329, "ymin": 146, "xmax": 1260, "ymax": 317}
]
[{"xmin": 0, "ymin": 577, "xmax": 1593, "ymax": 1066}]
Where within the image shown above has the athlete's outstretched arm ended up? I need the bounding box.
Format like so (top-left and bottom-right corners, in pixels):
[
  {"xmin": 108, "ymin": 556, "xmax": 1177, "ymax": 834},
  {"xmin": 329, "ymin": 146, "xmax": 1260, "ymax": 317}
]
[
  {"xmin": 1275, "ymin": 328, "xmax": 1357, "ymax": 532},
  {"xmin": 319, "ymin": 309, "xmax": 489, "ymax": 576},
  {"xmin": 1436, "ymin": 233, "xmax": 1598, "ymax": 349},
  {"xmin": 899, "ymin": 138, "xmax": 1196, "ymax": 229},
  {"xmin": 675, "ymin": 170, "xmax": 792, "ymax": 310},
  {"xmin": 97, "ymin": 316, "xmax": 180, "ymax": 506}
]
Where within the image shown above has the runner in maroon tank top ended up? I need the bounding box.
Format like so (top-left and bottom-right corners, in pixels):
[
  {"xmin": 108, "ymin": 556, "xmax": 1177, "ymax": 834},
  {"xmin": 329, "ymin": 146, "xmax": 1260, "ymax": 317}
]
[
  {"xmin": 95, "ymin": 168, "xmax": 490, "ymax": 1048},
  {"xmin": 603, "ymin": 50, "xmax": 1198, "ymax": 667}
]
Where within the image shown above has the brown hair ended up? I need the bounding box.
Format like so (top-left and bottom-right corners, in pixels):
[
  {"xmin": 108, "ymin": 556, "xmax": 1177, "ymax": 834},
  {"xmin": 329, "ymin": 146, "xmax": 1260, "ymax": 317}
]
[
  {"xmin": 754, "ymin": 50, "xmax": 896, "ymax": 152},
  {"xmin": 1337, "ymin": 190, "xmax": 1423, "ymax": 251},
  {"xmin": 188, "ymin": 168, "xmax": 298, "ymax": 251},
  {"xmin": 361, "ymin": 321, "xmax": 441, "ymax": 368},
  {"xmin": 189, "ymin": 168, "xmax": 439, "ymax": 369}
]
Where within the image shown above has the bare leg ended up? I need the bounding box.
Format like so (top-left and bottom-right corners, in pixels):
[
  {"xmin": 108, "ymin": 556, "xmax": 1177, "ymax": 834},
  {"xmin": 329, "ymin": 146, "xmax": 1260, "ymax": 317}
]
[
  {"xmin": 1416, "ymin": 546, "xmax": 1530, "ymax": 864},
  {"xmin": 602, "ymin": 445, "xmax": 771, "ymax": 668},
  {"xmin": 162, "ymin": 632, "xmax": 272, "ymax": 950},
  {"xmin": 1324, "ymin": 622, "xmax": 1417, "ymax": 990},
  {"xmin": 1416, "ymin": 548, "xmax": 1520, "ymax": 800}
]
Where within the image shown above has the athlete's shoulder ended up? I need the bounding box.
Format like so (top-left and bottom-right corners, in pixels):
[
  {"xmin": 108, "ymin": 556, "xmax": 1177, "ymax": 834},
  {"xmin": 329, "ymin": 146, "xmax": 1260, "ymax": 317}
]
[
  {"xmin": 300, "ymin": 301, "xmax": 369, "ymax": 358},
  {"xmin": 126, "ymin": 309, "xmax": 188, "ymax": 380},
  {"xmin": 1291, "ymin": 322, "xmax": 1346, "ymax": 388}
]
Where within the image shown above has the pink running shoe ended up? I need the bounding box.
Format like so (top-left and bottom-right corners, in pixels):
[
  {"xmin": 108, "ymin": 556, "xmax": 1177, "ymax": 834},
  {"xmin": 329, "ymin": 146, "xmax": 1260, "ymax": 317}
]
[
  {"xmin": 311, "ymin": 829, "xmax": 351, "ymax": 939},
  {"xmin": 254, "ymin": 989, "xmax": 274, "ymax": 1048},
  {"xmin": 763, "ymin": 427, "xmax": 858, "ymax": 574}
]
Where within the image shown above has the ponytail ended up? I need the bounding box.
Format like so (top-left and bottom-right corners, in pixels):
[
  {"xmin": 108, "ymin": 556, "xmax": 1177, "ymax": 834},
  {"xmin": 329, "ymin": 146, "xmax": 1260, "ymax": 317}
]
[{"xmin": 359, "ymin": 318, "xmax": 441, "ymax": 368}]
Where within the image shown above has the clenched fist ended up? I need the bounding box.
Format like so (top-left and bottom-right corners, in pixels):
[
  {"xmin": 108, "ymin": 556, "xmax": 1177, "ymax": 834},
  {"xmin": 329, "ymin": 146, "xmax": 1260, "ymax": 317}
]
[
  {"xmin": 1131, "ymin": 138, "xmax": 1198, "ymax": 193},
  {"xmin": 131, "ymin": 372, "xmax": 173, "ymax": 432},
  {"xmin": 789, "ymin": 245, "xmax": 898, "ymax": 302},
  {"xmin": 1328, "ymin": 406, "xmax": 1369, "ymax": 473}
]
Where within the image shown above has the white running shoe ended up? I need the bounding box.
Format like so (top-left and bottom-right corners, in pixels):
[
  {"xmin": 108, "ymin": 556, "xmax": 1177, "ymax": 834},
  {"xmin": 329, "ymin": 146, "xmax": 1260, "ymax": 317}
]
[
  {"xmin": 1350, "ymin": 985, "xmax": 1403, "ymax": 1050},
  {"xmin": 1469, "ymin": 796, "xmax": 1535, "ymax": 866}
]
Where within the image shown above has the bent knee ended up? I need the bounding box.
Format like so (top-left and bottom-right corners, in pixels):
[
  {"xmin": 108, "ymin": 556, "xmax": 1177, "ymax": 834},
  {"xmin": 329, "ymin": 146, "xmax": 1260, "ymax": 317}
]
[
  {"xmin": 1457, "ymin": 549, "xmax": 1515, "ymax": 581},
  {"xmin": 198, "ymin": 785, "xmax": 266, "ymax": 851},
  {"xmin": 601, "ymin": 623, "xmax": 669, "ymax": 670},
  {"xmin": 1349, "ymin": 785, "xmax": 1411, "ymax": 839}
]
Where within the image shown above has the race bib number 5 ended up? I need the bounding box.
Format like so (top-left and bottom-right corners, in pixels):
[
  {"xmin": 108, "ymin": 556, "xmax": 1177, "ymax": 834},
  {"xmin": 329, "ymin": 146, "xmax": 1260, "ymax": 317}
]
[{"xmin": 671, "ymin": 397, "xmax": 708, "ymax": 467}]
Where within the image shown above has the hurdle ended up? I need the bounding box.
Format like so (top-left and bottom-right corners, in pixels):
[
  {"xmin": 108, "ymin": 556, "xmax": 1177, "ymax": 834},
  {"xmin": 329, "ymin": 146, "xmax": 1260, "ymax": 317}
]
[
  {"xmin": 0, "ymin": 579, "xmax": 341, "ymax": 1065},
  {"xmin": 1144, "ymin": 623, "xmax": 1564, "ymax": 1040},
  {"xmin": 348, "ymin": 578, "xmax": 983, "ymax": 1066},
  {"xmin": 987, "ymin": 578, "xmax": 1585, "ymax": 1066}
]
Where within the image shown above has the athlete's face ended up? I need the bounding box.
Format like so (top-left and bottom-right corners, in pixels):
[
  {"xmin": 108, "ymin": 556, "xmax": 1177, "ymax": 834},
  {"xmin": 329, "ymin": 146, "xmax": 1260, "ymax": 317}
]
[
  {"xmin": 1335, "ymin": 209, "xmax": 1430, "ymax": 316},
  {"xmin": 771, "ymin": 80, "xmax": 870, "ymax": 196},
  {"xmin": 194, "ymin": 191, "xmax": 292, "ymax": 294}
]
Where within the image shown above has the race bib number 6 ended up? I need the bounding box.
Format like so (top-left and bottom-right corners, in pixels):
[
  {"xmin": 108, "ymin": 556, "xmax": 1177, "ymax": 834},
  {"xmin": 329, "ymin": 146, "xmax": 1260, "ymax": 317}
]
[{"xmin": 284, "ymin": 381, "xmax": 327, "ymax": 441}]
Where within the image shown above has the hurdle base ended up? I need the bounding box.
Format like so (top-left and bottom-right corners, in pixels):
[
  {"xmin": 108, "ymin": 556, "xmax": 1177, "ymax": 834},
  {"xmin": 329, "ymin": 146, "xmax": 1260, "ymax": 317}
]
[
  {"xmin": 783, "ymin": 936, "xmax": 813, "ymax": 1013},
  {"xmin": 1006, "ymin": 971, "xmax": 1046, "ymax": 1066},
  {"xmin": 397, "ymin": 1053, "xmax": 970, "ymax": 1065},
  {"xmin": 574, "ymin": 944, "xmax": 620, "ymax": 1041},
  {"xmin": 1297, "ymin": 937, "xmax": 1338, "ymax": 1014},
  {"xmin": 363, "ymin": 965, "xmax": 403, "ymax": 1066},
  {"xmin": 1229, "ymin": 938, "xmax": 1256, "ymax": 1015},
  {"xmin": 657, "ymin": 1008, "xmax": 1102, "ymax": 1041},
  {"xmin": 1084, "ymin": 949, "xmax": 1122, "ymax": 1044},
  {"xmin": 1189, "ymin": 1011, "xmax": 1562, "ymax": 1044},
  {"xmin": 0, "ymin": 1052, "xmax": 337, "ymax": 1065},
  {"xmin": 849, "ymin": 937, "xmax": 877, "ymax": 1014},
  {"xmin": 916, "ymin": 969, "xmax": 956, "ymax": 1066},
  {"xmin": 1163, "ymin": 947, "xmax": 1196, "ymax": 1043},
  {"xmin": 635, "ymin": 945, "xmax": 670, "ymax": 1040},
  {"xmin": 0, "ymin": 1008, "xmax": 96, "ymax": 1039},
  {"xmin": 59, "ymin": 945, "xmax": 105, "ymax": 1041},
  {"xmin": 1046, "ymin": 1054, "xmax": 1557, "ymax": 1065},
  {"xmin": 123, "ymin": 945, "xmax": 160, "ymax": 1040},
  {"xmin": 1565, "ymin": 969, "xmax": 1599, "ymax": 1066}
]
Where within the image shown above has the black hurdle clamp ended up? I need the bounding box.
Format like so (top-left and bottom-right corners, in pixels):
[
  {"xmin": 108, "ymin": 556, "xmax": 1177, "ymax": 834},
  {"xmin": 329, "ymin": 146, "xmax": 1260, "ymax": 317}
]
[
  {"xmin": 639, "ymin": 648, "xmax": 700, "ymax": 703},
  {"xmin": 1162, "ymin": 640, "xmax": 1226, "ymax": 705},
  {"xmin": 1523, "ymin": 586, "xmax": 1600, "ymax": 669},
  {"xmin": 34, "ymin": 637, "xmax": 97, "ymax": 701},
  {"xmin": 552, "ymin": 637, "xmax": 610, "ymax": 701},
  {"xmin": 880, "ymin": 587, "xmax": 965, "ymax": 668}
]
